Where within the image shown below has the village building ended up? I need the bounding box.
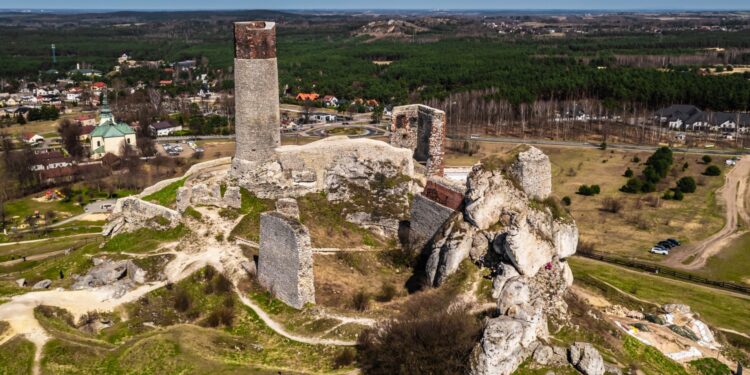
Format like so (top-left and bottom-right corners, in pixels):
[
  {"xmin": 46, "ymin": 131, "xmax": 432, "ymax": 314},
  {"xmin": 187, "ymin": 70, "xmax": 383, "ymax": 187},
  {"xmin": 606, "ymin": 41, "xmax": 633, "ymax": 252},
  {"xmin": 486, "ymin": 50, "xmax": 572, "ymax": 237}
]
[
  {"xmin": 149, "ymin": 120, "xmax": 183, "ymax": 137},
  {"xmin": 89, "ymin": 94, "xmax": 136, "ymax": 159}
]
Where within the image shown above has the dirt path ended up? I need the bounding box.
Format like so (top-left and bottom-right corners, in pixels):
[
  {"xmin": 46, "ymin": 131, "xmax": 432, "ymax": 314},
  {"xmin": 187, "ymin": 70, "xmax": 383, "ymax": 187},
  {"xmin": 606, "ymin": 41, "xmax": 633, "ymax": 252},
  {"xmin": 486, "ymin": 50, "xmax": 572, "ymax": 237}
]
[{"xmin": 665, "ymin": 156, "xmax": 750, "ymax": 270}]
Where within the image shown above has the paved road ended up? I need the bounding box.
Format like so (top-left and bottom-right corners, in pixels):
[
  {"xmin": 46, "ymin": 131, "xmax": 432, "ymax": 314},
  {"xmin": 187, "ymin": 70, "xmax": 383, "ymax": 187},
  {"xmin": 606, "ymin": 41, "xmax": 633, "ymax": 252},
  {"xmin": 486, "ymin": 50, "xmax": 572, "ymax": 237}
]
[
  {"xmin": 461, "ymin": 135, "xmax": 747, "ymax": 156},
  {"xmin": 84, "ymin": 199, "xmax": 117, "ymax": 214}
]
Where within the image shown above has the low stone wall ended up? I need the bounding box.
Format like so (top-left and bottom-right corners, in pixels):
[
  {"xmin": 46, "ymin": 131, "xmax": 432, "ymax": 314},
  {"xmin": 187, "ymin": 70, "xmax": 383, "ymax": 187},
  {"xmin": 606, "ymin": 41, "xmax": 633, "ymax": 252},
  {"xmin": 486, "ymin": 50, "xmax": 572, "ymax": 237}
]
[
  {"xmin": 232, "ymin": 137, "xmax": 413, "ymax": 199},
  {"xmin": 409, "ymin": 194, "xmax": 457, "ymax": 253},
  {"xmin": 257, "ymin": 212, "xmax": 315, "ymax": 309},
  {"xmin": 137, "ymin": 157, "xmax": 232, "ymax": 198}
]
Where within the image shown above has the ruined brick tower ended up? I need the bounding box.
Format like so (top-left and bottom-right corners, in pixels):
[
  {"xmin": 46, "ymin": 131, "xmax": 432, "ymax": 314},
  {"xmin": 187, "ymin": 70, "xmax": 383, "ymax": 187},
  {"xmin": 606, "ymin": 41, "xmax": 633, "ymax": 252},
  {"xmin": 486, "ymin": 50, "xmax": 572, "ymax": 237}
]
[{"xmin": 233, "ymin": 21, "xmax": 280, "ymax": 166}]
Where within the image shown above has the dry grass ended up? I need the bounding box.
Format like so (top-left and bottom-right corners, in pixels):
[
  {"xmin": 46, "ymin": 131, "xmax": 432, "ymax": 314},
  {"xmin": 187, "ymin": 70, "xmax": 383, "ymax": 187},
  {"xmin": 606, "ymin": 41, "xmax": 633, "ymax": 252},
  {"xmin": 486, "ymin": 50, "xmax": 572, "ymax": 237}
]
[
  {"xmin": 313, "ymin": 252, "xmax": 410, "ymax": 311},
  {"xmin": 446, "ymin": 143, "xmax": 728, "ymax": 260}
]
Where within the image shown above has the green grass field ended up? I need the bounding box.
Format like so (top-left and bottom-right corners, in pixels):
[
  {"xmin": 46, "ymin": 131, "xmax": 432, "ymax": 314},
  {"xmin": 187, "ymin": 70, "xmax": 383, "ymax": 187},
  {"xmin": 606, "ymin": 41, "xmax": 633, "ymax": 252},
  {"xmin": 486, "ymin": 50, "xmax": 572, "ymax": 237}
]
[
  {"xmin": 142, "ymin": 178, "xmax": 186, "ymax": 208},
  {"xmin": 570, "ymin": 257, "xmax": 750, "ymax": 334},
  {"xmin": 697, "ymin": 232, "xmax": 750, "ymax": 285}
]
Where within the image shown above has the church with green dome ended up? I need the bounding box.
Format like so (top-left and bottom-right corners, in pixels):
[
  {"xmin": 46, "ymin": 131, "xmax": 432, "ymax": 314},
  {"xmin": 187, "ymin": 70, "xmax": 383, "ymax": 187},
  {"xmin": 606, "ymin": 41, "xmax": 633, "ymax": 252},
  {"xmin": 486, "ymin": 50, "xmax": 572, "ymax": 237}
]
[{"xmin": 90, "ymin": 93, "xmax": 136, "ymax": 159}]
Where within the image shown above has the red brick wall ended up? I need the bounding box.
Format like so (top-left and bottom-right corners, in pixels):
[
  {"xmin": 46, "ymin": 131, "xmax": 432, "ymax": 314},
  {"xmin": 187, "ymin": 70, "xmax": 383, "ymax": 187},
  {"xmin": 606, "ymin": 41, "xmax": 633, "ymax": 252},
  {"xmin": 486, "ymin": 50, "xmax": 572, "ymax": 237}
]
[{"xmin": 422, "ymin": 181, "xmax": 463, "ymax": 211}]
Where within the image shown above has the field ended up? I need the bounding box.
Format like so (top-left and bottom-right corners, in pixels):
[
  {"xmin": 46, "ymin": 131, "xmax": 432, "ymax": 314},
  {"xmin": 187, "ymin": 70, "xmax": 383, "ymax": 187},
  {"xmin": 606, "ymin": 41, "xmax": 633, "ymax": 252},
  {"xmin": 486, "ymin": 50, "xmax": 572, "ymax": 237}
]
[
  {"xmin": 696, "ymin": 232, "xmax": 750, "ymax": 285},
  {"xmin": 570, "ymin": 256, "xmax": 750, "ymax": 334},
  {"xmin": 446, "ymin": 142, "xmax": 729, "ymax": 261}
]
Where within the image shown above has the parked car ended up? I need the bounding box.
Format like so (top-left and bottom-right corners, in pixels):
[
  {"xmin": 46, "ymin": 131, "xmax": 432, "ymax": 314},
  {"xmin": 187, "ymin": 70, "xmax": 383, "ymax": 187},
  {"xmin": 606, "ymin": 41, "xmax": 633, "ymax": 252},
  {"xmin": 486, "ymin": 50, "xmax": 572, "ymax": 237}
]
[
  {"xmin": 666, "ymin": 238, "xmax": 680, "ymax": 246},
  {"xmin": 650, "ymin": 247, "xmax": 669, "ymax": 255},
  {"xmin": 657, "ymin": 241, "xmax": 675, "ymax": 249}
]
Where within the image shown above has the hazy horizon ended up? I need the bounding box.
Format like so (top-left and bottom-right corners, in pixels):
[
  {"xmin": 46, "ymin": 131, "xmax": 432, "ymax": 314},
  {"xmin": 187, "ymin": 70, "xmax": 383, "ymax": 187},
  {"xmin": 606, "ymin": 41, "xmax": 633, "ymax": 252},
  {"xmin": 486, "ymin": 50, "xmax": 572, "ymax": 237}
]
[{"xmin": 3, "ymin": 0, "xmax": 750, "ymax": 11}]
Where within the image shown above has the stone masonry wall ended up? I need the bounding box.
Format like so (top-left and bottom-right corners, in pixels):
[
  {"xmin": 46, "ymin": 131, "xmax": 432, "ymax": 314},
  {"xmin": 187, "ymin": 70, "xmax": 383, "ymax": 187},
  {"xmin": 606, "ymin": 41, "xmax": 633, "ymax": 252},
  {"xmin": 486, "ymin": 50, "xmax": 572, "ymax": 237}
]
[
  {"xmin": 258, "ymin": 212, "xmax": 315, "ymax": 309},
  {"xmin": 390, "ymin": 104, "xmax": 446, "ymax": 177},
  {"xmin": 409, "ymin": 194, "xmax": 457, "ymax": 253},
  {"xmin": 233, "ymin": 21, "xmax": 280, "ymax": 166}
]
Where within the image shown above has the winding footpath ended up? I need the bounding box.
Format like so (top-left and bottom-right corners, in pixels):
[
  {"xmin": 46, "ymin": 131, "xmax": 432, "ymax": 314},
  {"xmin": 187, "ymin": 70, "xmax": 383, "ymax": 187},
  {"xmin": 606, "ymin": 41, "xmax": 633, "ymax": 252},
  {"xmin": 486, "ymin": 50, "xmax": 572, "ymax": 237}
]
[{"xmin": 666, "ymin": 156, "xmax": 750, "ymax": 270}]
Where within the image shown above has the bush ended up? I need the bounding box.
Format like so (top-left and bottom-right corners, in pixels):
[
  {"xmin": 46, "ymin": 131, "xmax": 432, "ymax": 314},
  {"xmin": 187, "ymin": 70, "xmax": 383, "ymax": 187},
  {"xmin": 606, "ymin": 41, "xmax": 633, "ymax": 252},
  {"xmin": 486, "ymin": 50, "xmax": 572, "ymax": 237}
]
[
  {"xmin": 702, "ymin": 155, "xmax": 712, "ymax": 164},
  {"xmin": 174, "ymin": 288, "xmax": 191, "ymax": 312},
  {"xmin": 632, "ymin": 156, "xmax": 641, "ymax": 163},
  {"xmin": 676, "ymin": 177, "xmax": 697, "ymax": 193},
  {"xmin": 561, "ymin": 196, "xmax": 571, "ymax": 206},
  {"xmin": 662, "ymin": 190, "xmax": 673, "ymax": 200},
  {"xmin": 682, "ymin": 162, "xmax": 689, "ymax": 171},
  {"xmin": 704, "ymin": 165, "xmax": 721, "ymax": 176},
  {"xmin": 357, "ymin": 293, "xmax": 481, "ymax": 375},
  {"xmin": 601, "ymin": 197, "xmax": 624, "ymax": 213},
  {"xmin": 353, "ymin": 290, "xmax": 371, "ymax": 311},
  {"xmin": 577, "ymin": 184, "xmax": 600, "ymax": 196},
  {"xmin": 334, "ymin": 348, "xmax": 357, "ymax": 369},
  {"xmin": 624, "ymin": 168, "xmax": 634, "ymax": 178},
  {"xmin": 212, "ymin": 273, "xmax": 232, "ymax": 294},
  {"xmin": 377, "ymin": 283, "xmax": 398, "ymax": 303},
  {"xmin": 621, "ymin": 178, "xmax": 643, "ymax": 193},
  {"xmin": 673, "ymin": 190, "xmax": 684, "ymax": 201}
]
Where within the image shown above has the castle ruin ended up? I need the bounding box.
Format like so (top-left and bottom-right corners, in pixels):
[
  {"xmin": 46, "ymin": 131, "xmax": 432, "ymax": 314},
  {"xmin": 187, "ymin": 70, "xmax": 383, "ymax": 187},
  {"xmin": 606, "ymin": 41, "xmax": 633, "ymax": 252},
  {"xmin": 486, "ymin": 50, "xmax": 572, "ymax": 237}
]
[
  {"xmin": 233, "ymin": 21, "xmax": 280, "ymax": 167},
  {"xmin": 390, "ymin": 104, "xmax": 447, "ymax": 177}
]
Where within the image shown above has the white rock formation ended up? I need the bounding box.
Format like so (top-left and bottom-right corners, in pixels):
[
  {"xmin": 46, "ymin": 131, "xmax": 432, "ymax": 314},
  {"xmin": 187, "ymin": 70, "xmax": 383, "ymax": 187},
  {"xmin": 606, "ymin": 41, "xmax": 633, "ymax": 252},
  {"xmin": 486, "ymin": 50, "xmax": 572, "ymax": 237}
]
[
  {"xmin": 223, "ymin": 186, "xmax": 242, "ymax": 209},
  {"xmin": 102, "ymin": 197, "xmax": 181, "ymax": 236},
  {"xmin": 569, "ymin": 342, "xmax": 605, "ymax": 375},
  {"xmin": 509, "ymin": 146, "xmax": 552, "ymax": 200}
]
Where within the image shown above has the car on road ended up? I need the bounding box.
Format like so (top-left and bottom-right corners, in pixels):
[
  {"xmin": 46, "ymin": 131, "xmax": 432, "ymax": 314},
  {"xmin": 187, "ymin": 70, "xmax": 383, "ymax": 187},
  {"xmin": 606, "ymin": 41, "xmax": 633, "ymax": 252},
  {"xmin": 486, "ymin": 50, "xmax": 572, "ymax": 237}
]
[{"xmin": 650, "ymin": 247, "xmax": 669, "ymax": 255}]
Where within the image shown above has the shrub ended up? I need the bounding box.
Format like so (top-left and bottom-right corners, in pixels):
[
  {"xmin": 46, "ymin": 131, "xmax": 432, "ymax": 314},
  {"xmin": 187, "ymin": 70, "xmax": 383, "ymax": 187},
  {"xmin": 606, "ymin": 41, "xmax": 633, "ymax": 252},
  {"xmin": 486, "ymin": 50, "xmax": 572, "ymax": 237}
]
[
  {"xmin": 624, "ymin": 168, "xmax": 634, "ymax": 178},
  {"xmin": 357, "ymin": 293, "xmax": 481, "ymax": 375},
  {"xmin": 561, "ymin": 196, "xmax": 571, "ymax": 206},
  {"xmin": 174, "ymin": 288, "xmax": 191, "ymax": 312},
  {"xmin": 676, "ymin": 177, "xmax": 697, "ymax": 193},
  {"xmin": 702, "ymin": 155, "xmax": 712, "ymax": 164},
  {"xmin": 577, "ymin": 185, "xmax": 600, "ymax": 196},
  {"xmin": 353, "ymin": 290, "xmax": 371, "ymax": 311},
  {"xmin": 377, "ymin": 283, "xmax": 398, "ymax": 303},
  {"xmin": 682, "ymin": 162, "xmax": 689, "ymax": 171},
  {"xmin": 673, "ymin": 190, "xmax": 684, "ymax": 201},
  {"xmin": 632, "ymin": 156, "xmax": 641, "ymax": 163},
  {"xmin": 599, "ymin": 142, "xmax": 607, "ymax": 150},
  {"xmin": 621, "ymin": 178, "xmax": 643, "ymax": 193},
  {"xmin": 334, "ymin": 348, "xmax": 357, "ymax": 369},
  {"xmin": 601, "ymin": 197, "xmax": 624, "ymax": 213},
  {"xmin": 212, "ymin": 273, "xmax": 233, "ymax": 294},
  {"xmin": 704, "ymin": 165, "xmax": 721, "ymax": 176},
  {"xmin": 662, "ymin": 190, "xmax": 673, "ymax": 200}
]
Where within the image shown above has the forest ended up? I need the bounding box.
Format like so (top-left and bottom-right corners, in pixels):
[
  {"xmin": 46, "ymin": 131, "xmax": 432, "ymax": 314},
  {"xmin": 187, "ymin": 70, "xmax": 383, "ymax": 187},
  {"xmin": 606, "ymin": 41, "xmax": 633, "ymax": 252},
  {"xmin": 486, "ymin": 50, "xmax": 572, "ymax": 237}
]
[{"xmin": 1, "ymin": 14, "xmax": 750, "ymax": 113}]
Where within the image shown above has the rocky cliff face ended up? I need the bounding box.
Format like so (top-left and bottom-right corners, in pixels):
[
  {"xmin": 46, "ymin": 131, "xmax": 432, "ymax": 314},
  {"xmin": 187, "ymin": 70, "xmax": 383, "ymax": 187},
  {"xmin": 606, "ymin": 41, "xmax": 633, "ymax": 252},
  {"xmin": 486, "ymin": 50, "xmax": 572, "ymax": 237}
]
[{"xmin": 419, "ymin": 146, "xmax": 578, "ymax": 375}]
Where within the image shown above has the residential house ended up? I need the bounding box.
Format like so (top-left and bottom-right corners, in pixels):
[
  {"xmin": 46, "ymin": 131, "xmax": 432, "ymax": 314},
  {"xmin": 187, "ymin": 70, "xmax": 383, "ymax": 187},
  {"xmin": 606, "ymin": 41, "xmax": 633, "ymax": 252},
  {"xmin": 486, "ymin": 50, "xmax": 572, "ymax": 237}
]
[
  {"xmin": 75, "ymin": 114, "xmax": 97, "ymax": 127},
  {"xmin": 296, "ymin": 93, "xmax": 320, "ymax": 102},
  {"xmin": 149, "ymin": 120, "xmax": 182, "ymax": 137},
  {"xmin": 30, "ymin": 151, "xmax": 74, "ymax": 171},
  {"xmin": 21, "ymin": 133, "xmax": 45, "ymax": 145},
  {"xmin": 79, "ymin": 125, "xmax": 96, "ymax": 142},
  {"xmin": 656, "ymin": 105, "xmax": 702, "ymax": 129},
  {"xmin": 322, "ymin": 95, "xmax": 339, "ymax": 107}
]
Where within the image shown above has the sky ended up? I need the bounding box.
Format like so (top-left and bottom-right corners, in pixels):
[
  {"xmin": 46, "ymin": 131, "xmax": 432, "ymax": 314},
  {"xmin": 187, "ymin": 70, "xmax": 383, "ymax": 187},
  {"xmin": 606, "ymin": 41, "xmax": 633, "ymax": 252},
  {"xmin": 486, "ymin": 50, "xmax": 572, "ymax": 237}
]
[{"xmin": 3, "ymin": 0, "xmax": 750, "ymax": 10}]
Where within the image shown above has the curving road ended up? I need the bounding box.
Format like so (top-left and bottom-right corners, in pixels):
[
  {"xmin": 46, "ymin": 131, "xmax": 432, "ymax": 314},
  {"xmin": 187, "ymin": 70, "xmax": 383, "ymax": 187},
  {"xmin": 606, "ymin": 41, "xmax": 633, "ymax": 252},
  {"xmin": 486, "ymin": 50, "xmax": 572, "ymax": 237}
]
[{"xmin": 665, "ymin": 156, "xmax": 750, "ymax": 270}]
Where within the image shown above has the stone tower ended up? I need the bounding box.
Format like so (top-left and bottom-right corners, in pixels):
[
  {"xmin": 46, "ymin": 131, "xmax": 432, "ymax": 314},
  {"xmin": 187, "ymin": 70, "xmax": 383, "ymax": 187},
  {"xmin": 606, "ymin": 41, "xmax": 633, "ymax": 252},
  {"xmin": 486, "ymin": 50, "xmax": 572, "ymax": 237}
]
[{"xmin": 233, "ymin": 21, "xmax": 280, "ymax": 166}]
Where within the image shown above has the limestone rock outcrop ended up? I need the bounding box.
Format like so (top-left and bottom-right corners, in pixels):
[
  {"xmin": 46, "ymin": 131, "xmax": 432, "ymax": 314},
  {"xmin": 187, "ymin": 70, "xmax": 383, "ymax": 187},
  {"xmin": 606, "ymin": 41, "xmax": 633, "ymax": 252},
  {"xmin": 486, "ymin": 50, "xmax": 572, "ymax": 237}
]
[
  {"xmin": 413, "ymin": 146, "xmax": 578, "ymax": 375},
  {"xmin": 223, "ymin": 186, "xmax": 242, "ymax": 209},
  {"xmin": 102, "ymin": 197, "xmax": 180, "ymax": 236},
  {"xmin": 72, "ymin": 259, "xmax": 146, "ymax": 290},
  {"xmin": 509, "ymin": 146, "xmax": 552, "ymax": 200},
  {"xmin": 568, "ymin": 342, "xmax": 605, "ymax": 375}
]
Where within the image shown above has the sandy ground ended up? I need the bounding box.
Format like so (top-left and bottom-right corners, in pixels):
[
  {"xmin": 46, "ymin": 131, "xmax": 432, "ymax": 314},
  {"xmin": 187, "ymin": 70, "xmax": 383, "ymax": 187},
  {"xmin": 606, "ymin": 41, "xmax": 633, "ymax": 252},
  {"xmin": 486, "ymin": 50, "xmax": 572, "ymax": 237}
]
[{"xmin": 666, "ymin": 156, "xmax": 750, "ymax": 269}]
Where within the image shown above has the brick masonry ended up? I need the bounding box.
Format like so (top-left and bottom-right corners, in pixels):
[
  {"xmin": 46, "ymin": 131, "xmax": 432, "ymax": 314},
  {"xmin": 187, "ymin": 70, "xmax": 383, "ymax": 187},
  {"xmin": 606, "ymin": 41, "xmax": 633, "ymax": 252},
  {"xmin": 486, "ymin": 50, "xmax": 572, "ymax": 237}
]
[
  {"xmin": 258, "ymin": 212, "xmax": 315, "ymax": 309},
  {"xmin": 390, "ymin": 104, "xmax": 446, "ymax": 177},
  {"xmin": 423, "ymin": 180, "xmax": 464, "ymax": 211}
]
